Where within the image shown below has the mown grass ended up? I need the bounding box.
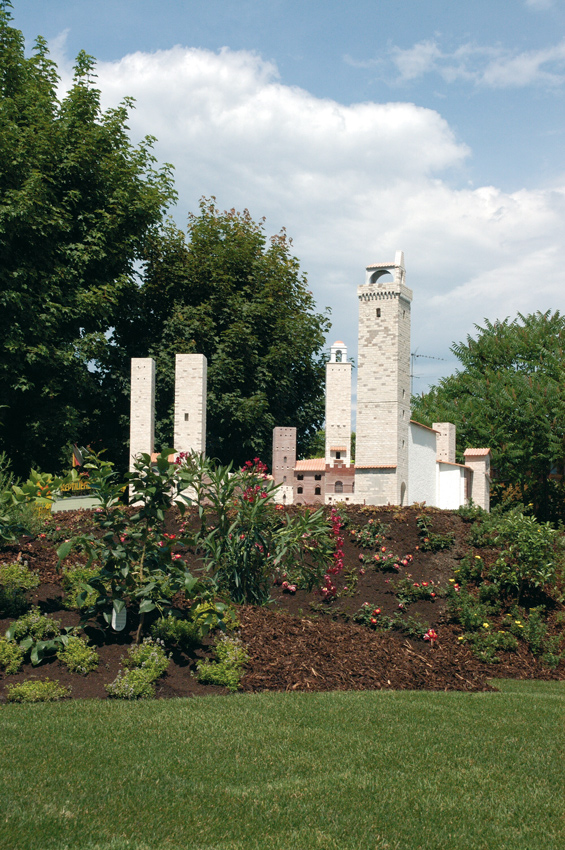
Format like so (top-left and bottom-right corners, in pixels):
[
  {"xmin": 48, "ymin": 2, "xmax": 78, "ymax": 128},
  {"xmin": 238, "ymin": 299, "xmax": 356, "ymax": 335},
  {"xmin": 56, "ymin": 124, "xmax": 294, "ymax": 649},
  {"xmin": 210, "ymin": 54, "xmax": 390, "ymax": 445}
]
[{"xmin": 0, "ymin": 681, "xmax": 563, "ymax": 850}]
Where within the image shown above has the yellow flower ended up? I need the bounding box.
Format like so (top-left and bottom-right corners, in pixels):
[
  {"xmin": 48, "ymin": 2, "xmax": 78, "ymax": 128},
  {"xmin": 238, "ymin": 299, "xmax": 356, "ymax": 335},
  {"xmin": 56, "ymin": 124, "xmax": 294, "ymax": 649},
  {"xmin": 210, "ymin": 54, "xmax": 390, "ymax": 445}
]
[
  {"xmin": 457, "ymin": 636, "xmax": 465, "ymax": 641},
  {"xmin": 475, "ymin": 556, "xmax": 481, "ymax": 560},
  {"xmin": 449, "ymin": 578, "xmax": 455, "ymax": 583},
  {"xmin": 514, "ymin": 620, "xmax": 522, "ymax": 625},
  {"xmin": 483, "ymin": 622, "xmax": 490, "ymax": 628}
]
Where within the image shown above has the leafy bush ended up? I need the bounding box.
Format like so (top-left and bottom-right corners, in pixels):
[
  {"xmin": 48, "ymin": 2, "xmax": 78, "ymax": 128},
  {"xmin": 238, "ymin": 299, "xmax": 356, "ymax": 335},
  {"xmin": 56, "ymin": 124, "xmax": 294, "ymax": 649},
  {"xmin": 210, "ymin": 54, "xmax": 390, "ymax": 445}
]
[
  {"xmin": 106, "ymin": 639, "xmax": 170, "ymax": 700},
  {"xmin": 416, "ymin": 515, "xmax": 455, "ymax": 552},
  {"xmin": 487, "ymin": 512, "xmax": 563, "ymax": 601},
  {"xmin": 461, "ymin": 629, "xmax": 519, "ymax": 663},
  {"xmin": 393, "ymin": 612, "xmax": 431, "ymax": 640},
  {"xmin": 392, "ymin": 577, "xmax": 443, "ymax": 607},
  {"xmin": 122, "ymin": 638, "xmax": 170, "ymax": 679},
  {"xmin": 196, "ymin": 634, "xmax": 249, "ymax": 692},
  {"xmin": 447, "ymin": 585, "xmax": 499, "ymax": 632},
  {"xmin": 0, "ymin": 637, "xmax": 25, "ymax": 673},
  {"xmin": 350, "ymin": 520, "xmax": 389, "ymax": 549},
  {"xmin": 105, "ymin": 667, "xmax": 158, "ymax": 700},
  {"xmin": 61, "ymin": 565, "xmax": 99, "ymax": 610},
  {"xmin": 57, "ymin": 636, "xmax": 99, "ymax": 675},
  {"xmin": 6, "ymin": 678, "xmax": 71, "ymax": 703},
  {"xmin": 353, "ymin": 604, "xmax": 394, "ymax": 632},
  {"xmin": 5, "ymin": 607, "xmax": 72, "ymax": 665},
  {"xmin": 151, "ymin": 613, "xmax": 201, "ymax": 651},
  {"xmin": 0, "ymin": 562, "xmax": 39, "ymax": 616}
]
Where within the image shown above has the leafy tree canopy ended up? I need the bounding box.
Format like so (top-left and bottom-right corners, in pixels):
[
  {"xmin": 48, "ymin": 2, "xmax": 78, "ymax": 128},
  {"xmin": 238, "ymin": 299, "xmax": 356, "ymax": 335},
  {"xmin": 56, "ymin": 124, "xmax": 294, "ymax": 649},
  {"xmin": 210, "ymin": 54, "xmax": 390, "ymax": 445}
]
[
  {"xmin": 0, "ymin": 3, "xmax": 176, "ymax": 476},
  {"xmin": 411, "ymin": 311, "xmax": 565, "ymax": 521},
  {"xmin": 128, "ymin": 200, "xmax": 331, "ymax": 467}
]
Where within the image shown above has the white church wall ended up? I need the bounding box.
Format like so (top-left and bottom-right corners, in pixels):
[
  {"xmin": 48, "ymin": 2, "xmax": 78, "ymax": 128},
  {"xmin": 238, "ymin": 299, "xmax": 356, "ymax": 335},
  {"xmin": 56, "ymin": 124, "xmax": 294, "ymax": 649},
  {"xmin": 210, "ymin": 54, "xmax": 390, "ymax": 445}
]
[
  {"xmin": 437, "ymin": 463, "xmax": 467, "ymax": 510},
  {"xmin": 408, "ymin": 422, "xmax": 437, "ymax": 506}
]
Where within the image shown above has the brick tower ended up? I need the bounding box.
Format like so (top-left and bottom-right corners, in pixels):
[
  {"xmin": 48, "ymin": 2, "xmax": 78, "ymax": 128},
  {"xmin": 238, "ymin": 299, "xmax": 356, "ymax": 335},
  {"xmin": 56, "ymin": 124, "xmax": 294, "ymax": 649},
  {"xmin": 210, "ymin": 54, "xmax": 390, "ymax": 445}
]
[
  {"xmin": 325, "ymin": 340, "xmax": 352, "ymax": 468},
  {"xmin": 355, "ymin": 251, "xmax": 413, "ymax": 505},
  {"xmin": 173, "ymin": 354, "xmax": 207, "ymax": 456}
]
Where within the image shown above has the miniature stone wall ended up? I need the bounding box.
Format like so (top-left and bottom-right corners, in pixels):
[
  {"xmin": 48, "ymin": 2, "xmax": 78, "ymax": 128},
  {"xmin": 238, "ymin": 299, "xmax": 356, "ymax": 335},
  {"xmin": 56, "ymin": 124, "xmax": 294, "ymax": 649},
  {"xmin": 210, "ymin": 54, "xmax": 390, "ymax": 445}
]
[
  {"xmin": 129, "ymin": 358, "xmax": 155, "ymax": 471},
  {"xmin": 173, "ymin": 354, "xmax": 207, "ymax": 457}
]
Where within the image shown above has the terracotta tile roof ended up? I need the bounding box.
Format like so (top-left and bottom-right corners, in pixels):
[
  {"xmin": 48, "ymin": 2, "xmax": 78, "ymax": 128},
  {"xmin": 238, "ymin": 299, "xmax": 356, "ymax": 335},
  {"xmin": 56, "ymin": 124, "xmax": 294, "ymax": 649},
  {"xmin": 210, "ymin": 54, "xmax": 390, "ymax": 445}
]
[
  {"xmin": 437, "ymin": 461, "xmax": 468, "ymax": 469},
  {"xmin": 150, "ymin": 452, "xmax": 175, "ymax": 463},
  {"xmin": 295, "ymin": 458, "xmax": 326, "ymax": 472},
  {"xmin": 410, "ymin": 420, "xmax": 439, "ymax": 433},
  {"xmin": 355, "ymin": 464, "xmax": 397, "ymax": 469},
  {"xmin": 330, "ymin": 446, "xmax": 347, "ymax": 452},
  {"xmin": 332, "ymin": 340, "xmax": 345, "ymax": 346},
  {"xmin": 463, "ymin": 448, "xmax": 491, "ymax": 456},
  {"xmin": 366, "ymin": 262, "xmax": 396, "ymax": 269}
]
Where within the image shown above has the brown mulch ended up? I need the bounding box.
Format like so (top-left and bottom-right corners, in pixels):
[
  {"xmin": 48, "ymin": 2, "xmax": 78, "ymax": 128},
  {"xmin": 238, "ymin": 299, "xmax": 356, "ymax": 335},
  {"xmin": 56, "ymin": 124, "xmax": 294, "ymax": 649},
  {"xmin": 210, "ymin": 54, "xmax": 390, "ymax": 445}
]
[{"xmin": 1, "ymin": 505, "xmax": 564, "ymax": 700}]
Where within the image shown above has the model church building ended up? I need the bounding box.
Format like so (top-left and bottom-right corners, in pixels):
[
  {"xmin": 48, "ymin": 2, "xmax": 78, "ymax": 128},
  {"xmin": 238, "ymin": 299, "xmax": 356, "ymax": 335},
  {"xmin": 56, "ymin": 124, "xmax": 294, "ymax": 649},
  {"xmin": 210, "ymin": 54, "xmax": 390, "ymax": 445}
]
[{"xmin": 130, "ymin": 252, "xmax": 490, "ymax": 511}]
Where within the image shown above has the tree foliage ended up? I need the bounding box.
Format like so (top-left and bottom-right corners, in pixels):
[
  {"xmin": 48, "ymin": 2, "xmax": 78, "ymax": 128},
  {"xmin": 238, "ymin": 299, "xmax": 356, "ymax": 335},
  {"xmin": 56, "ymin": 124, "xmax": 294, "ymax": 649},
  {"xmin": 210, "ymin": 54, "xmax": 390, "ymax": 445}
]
[
  {"xmin": 0, "ymin": 4, "xmax": 176, "ymax": 476},
  {"xmin": 130, "ymin": 200, "xmax": 330, "ymax": 467},
  {"xmin": 411, "ymin": 311, "xmax": 565, "ymax": 521}
]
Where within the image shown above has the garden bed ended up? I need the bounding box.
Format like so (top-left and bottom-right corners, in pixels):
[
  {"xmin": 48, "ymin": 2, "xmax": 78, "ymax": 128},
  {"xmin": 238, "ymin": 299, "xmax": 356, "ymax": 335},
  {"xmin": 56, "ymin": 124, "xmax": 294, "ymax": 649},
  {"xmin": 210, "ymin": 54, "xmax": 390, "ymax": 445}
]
[{"xmin": 1, "ymin": 502, "xmax": 563, "ymax": 701}]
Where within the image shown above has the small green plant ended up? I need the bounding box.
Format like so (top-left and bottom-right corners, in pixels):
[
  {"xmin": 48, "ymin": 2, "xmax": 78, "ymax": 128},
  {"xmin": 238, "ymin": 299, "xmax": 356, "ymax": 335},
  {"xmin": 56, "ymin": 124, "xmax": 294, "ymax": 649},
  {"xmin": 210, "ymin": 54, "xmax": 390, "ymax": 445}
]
[
  {"xmin": 393, "ymin": 612, "xmax": 431, "ymax": 640},
  {"xmin": 0, "ymin": 561, "xmax": 40, "ymax": 615},
  {"xmin": 6, "ymin": 678, "xmax": 71, "ymax": 703},
  {"xmin": 456, "ymin": 501, "xmax": 485, "ymax": 522},
  {"xmin": 60, "ymin": 564, "xmax": 100, "ymax": 610},
  {"xmin": 461, "ymin": 628, "xmax": 519, "ymax": 663},
  {"xmin": 106, "ymin": 638, "xmax": 170, "ymax": 700},
  {"xmin": 151, "ymin": 613, "xmax": 201, "ymax": 651},
  {"xmin": 196, "ymin": 633, "xmax": 249, "ymax": 692},
  {"xmin": 392, "ymin": 577, "xmax": 443, "ymax": 607},
  {"xmin": 5, "ymin": 607, "xmax": 72, "ymax": 665},
  {"xmin": 0, "ymin": 637, "xmax": 25, "ymax": 673},
  {"xmin": 455, "ymin": 554, "xmax": 485, "ymax": 583},
  {"xmin": 350, "ymin": 520, "xmax": 389, "ymax": 549},
  {"xmin": 353, "ymin": 604, "xmax": 394, "ymax": 631},
  {"xmin": 446, "ymin": 585, "xmax": 500, "ymax": 632},
  {"xmin": 416, "ymin": 515, "xmax": 455, "ymax": 552},
  {"xmin": 56, "ymin": 636, "xmax": 99, "ymax": 675}
]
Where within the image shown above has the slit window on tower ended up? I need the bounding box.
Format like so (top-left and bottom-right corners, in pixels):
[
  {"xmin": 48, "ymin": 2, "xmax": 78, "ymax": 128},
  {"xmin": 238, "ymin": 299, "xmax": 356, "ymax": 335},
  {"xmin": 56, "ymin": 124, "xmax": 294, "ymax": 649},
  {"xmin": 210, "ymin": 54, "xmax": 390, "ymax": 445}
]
[
  {"xmin": 376, "ymin": 308, "xmax": 381, "ymax": 318},
  {"xmin": 184, "ymin": 413, "xmax": 189, "ymax": 421}
]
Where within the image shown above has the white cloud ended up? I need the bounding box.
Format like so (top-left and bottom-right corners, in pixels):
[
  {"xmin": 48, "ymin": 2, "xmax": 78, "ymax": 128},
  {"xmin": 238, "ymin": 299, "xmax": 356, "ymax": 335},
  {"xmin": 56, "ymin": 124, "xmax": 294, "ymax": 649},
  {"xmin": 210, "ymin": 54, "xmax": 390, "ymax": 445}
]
[
  {"xmin": 56, "ymin": 44, "xmax": 565, "ymax": 387},
  {"xmin": 388, "ymin": 38, "xmax": 565, "ymax": 88}
]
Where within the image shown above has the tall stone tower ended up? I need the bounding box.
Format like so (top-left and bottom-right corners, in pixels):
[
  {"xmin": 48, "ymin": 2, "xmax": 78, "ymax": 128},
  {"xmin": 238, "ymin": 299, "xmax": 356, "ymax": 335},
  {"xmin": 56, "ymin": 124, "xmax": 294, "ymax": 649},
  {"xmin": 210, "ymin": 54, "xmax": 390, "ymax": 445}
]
[
  {"xmin": 325, "ymin": 340, "xmax": 352, "ymax": 468},
  {"xmin": 129, "ymin": 358, "xmax": 155, "ymax": 471},
  {"xmin": 355, "ymin": 251, "xmax": 413, "ymax": 505},
  {"xmin": 174, "ymin": 354, "xmax": 207, "ymax": 456}
]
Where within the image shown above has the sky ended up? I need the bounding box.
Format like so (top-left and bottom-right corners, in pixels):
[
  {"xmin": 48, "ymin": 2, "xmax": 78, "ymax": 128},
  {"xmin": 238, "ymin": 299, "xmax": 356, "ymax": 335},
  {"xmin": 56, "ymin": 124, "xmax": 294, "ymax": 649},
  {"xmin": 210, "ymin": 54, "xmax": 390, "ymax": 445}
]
[{"xmin": 10, "ymin": 0, "xmax": 565, "ymax": 395}]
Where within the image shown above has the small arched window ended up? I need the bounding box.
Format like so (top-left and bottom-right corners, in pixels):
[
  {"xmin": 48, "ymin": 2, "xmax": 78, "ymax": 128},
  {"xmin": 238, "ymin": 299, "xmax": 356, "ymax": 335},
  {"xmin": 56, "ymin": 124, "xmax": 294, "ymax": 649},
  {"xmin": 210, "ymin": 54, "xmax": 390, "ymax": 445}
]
[
  {"xmin": 314, "ymin": 486, "xmax": 321, "ymax": 496},
  {"xmin": 335, "ymin": 350, "xmax": 342, "ymax": 362},
  {"xmin": 335, "ymin": 481, "xmax": 343, "ymax": 494},
  {"xmin": 297, "ymin": 487, "xmax": 303, "ymax": 494}
]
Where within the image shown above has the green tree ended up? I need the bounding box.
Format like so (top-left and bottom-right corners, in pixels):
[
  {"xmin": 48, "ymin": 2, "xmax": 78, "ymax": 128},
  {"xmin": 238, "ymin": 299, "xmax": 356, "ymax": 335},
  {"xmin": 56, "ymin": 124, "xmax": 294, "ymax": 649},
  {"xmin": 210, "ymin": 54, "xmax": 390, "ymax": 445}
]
[
  {"xmin": 411, "ymin": 311, "xmax": 565, "ymax": 521},
  {"xmin": 131, "ymin": 200, "xmax": 330, "ymax": 467},
  {"xmin": 0, "ymin": 4, "xmax": 176, "ymax": 476}
]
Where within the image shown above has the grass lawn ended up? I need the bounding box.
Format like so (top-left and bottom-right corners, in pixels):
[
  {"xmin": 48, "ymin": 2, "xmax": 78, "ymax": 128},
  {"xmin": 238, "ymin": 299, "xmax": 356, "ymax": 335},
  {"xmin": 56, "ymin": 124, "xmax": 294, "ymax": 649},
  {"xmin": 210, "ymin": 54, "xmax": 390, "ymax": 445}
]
[{"xmin": 1, "ymin": 681, "xmax": 563, "ymax": 850}]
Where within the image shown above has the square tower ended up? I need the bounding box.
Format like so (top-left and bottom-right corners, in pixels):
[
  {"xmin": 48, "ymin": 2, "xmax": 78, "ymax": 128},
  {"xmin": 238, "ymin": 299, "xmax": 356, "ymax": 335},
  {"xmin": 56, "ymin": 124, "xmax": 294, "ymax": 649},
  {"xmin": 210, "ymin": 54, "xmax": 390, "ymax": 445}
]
[
  {"xmin": 129, "ymin": 358, "xmax": 155, "ymax": 471},
  {"xmin": 174, "ymin": 354, "xmax": 207, "ymax": 456},
  {"xmin": 325, "ymin": 340, "xmax": 352, "ymax": 467},
  {"xmin": 272, "ymin": 427, "xmax": 296, "ymax": 505},
  {"xmin": 355, "ymin": 250, "xmax": 413, "ymax": 505}
]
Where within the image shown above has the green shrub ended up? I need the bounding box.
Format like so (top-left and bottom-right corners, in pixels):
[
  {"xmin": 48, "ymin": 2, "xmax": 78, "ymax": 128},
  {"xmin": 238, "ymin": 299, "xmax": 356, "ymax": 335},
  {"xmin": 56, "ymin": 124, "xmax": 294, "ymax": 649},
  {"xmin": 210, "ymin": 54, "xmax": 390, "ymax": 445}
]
[
  {"xmin": 5, "ymin": 607, "xmax": 72, "ymax": 665},
  {"xmin": 61, "ymin": 565, "xmax": 99, "ymax": 610},
  {"xmin": 6, "ymin": 607, "xmax": 61, "ymax": 642},
  {"xmin": 105, "ymin": 668, "xmax": 157, "ymax": 700},
  {"xmin": 461, "ymin": 629, "xmax": 519, "ymax": 663},
  {"xmin": 0, "ymin": 562, "xmax": 40, "ymax": 615},
  {"xmin": 447, "ymin": 585, "xmax": 499, "ymax": 632},
  {"xmin": 393, "ymin": 612, "xmax": 431, "ymax": 639},
  {"xmin": 57, "ymin": 636, "xmax": 99, "ymax": 675},
  {"xmin": 196, "ymin": 634, "xmax": 249, "ymax": 692},
  {"xmin": 6, "ymin": 678, "xmax": 71, "ymax": 703},
  {"xmin": 122, "ymin": 638, "xmax": 170, "ymax": 679},
  {"xmin": 151, "ymin": 613, "xmax": 201, "ymax": 651},
  {"xmin": 488, "ymin": 512, "xmax": 562, "ymax": 600},
  {"xmin": 353, "ymin": 604, "xmax": 394, "ymax": 632},
  {"xmin": 416, "ymin": 515, "xmax": 455, "ymax": 552},
  {"xmin": 106, "ymin": 638, "xmax": 170, "ymax": 700},
  {"xmin": 0, "ymin": 637, "xmax": 25, "ymax": 673}
]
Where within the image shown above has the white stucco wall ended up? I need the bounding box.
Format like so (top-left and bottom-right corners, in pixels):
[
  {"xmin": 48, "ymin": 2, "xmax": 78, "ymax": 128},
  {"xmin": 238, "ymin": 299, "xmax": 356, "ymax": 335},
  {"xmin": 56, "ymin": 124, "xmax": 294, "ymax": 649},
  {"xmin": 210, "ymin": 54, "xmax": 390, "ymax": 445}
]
[
  {"xmin": 408, "ymin": 422, "xmax": 437, "ymax": 506},
  {"xmin": 437, "ymin": 463, "xmax": 467, "ymax": 510}
]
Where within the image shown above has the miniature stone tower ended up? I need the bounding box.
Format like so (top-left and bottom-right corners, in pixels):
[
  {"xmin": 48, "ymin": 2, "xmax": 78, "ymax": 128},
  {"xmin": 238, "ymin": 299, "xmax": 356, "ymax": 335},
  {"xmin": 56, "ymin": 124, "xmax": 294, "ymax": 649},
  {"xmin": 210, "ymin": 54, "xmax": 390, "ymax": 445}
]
[
  {"xmin": 325, "ymin": 340, "xmax": 352, "ymax": 467},
  {"xmin": 129, "ymin": 358, "xmax": 155, "ymax": 470},
  {"xmin": 173, "ymin": 354, "xmax": 207, "ymax": 456},
  {"xmin": 355, "ymin": 250, "xmax": 413, "ymax": 505}
]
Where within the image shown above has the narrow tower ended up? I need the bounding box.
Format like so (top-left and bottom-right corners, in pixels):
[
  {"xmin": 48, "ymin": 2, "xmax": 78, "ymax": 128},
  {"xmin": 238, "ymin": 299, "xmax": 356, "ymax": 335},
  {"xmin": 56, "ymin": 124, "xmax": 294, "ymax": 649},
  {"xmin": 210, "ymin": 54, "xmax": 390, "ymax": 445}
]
[
  {"xmin": 325, "ymin": 340, "xmax": 352, "ymax": 468},
  {"xmin": 355, "ymin": 251, "xmax": 412, "ymax": 505},
  {"xmin": 129, "ymin": 358, "xmax": 155, "ymax": 471},
  {"xmin": 174, "ymin": 354, "xmax": 207, "ymax": 456}
]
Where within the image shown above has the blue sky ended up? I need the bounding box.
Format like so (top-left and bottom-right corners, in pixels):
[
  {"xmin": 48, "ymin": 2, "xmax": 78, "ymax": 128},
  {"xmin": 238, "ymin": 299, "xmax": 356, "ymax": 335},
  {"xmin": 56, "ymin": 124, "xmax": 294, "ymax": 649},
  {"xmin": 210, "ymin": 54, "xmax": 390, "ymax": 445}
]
[{"xmin": 11, "ymin": 0, "xmax": 565, "ymax": 393}]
